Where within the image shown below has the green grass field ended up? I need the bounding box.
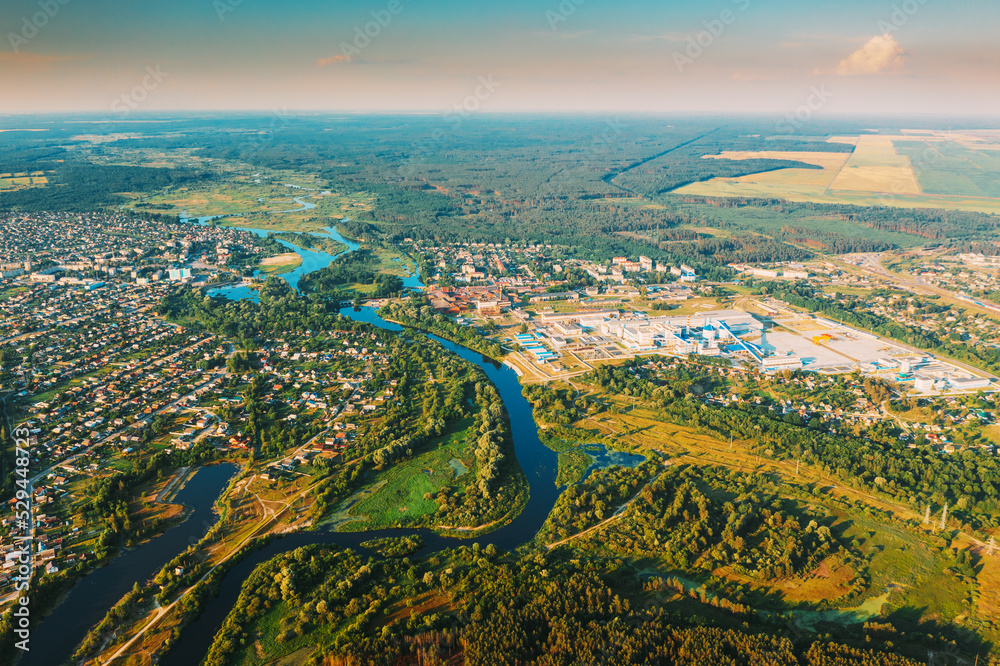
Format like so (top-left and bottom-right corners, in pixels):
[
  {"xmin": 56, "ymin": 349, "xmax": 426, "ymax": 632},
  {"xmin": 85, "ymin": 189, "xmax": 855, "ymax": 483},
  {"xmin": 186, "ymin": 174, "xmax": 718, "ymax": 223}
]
[
  {"xmin": 123, "ymin": 173, "xmax": 374, "ymax": 233},
  {"xmin": 829, "ymin": 505, "xmax": 978, "ymax": 627},
  {"xmin": 342, "ymin": 419, "xmax": 478, "ymax": 530},
  {"xmin": 671, "ymin": 135, "xmax": 1000, "ymax": 215},
  {"xmin": 556, "ymin": 449, "xmax": 593, "ymax": 486},
  {"xmin": 896, "ymin": 140, "xmax": 1000, "ymax": 199},
  {"xmin": 673, "ymin": 201, "xmax": 930, "ymax": 249}
]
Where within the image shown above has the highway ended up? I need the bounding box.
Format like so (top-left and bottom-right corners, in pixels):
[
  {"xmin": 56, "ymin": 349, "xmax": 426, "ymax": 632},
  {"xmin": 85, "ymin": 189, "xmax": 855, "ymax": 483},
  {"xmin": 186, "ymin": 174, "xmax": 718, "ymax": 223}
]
[{"xmin": 840, "ymin": 253, "xmax": 999, "ymax": 380}]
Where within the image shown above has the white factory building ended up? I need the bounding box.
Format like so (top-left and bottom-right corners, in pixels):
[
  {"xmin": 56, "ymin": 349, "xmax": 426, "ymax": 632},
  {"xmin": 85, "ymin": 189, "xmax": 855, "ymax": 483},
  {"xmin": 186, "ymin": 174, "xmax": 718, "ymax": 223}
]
[{"xmin": 596, "ymin": 310, "xmax": 780, "ymax": 364}]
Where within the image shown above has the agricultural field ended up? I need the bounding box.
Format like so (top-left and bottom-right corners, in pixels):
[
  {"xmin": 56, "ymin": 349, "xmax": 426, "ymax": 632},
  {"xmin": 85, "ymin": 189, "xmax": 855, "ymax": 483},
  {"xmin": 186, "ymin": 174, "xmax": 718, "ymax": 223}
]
[
  {"xmin": 674, "ymin": 131, "xmax": 1000, "ymax": 214},
  {"xmin": 0, "ymin": 170, "xmax": 50, "ymax": 190},
  {"xmin": 897, "ymin": 136, "xmax": 1000, "ymax": 198},
  {"xmin": 702, "ymin": 150, "xmax": 850, "ymax": 193},
  {"xmin": 829, "ymin": 135, "xmax": 922, "ymax": 195}
]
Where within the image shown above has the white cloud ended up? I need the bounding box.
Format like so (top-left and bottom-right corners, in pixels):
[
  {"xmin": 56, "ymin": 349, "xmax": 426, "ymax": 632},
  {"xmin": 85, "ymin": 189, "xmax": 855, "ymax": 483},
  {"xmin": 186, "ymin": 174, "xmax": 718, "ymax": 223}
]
[
  {"xmin": 317, "ymin": 55, "xmax": 349, "ymax": 67},
  {"xmin": 835, "ymin": 34, "xmax": 905, "ymax": 76}
]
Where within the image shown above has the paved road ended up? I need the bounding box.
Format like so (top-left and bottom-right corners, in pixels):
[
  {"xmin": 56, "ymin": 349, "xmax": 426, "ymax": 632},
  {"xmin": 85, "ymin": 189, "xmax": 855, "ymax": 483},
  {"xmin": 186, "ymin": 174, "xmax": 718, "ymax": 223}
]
[{"xmin": 832, "ymin": 255, "xmax": 1000, "ymax": 380}]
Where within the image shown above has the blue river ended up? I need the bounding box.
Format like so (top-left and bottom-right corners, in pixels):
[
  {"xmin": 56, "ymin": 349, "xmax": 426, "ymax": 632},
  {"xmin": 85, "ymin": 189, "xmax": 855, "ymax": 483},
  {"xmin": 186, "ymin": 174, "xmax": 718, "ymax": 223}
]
[{"xmin": 28, "ymin": 215, "xmax": 639, "ymax": 665}]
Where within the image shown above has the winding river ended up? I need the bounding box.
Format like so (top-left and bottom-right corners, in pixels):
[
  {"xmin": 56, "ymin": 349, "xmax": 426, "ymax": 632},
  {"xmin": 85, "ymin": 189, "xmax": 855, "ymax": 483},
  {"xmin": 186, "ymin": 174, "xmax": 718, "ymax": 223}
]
[
  {"xmin": 29, "ymin": 213, "xmax": 612, "ymax": 664},
  {"xmin": 161, "ymin": 305, "xmax": 565, "ymax": 664},
  {"xmin": 22, "ymin": 464, "xmax": 239, "ymax": 666},
  {"xmin": 155, "ymin": 218, "xmax": 569, "ymax": 663}
]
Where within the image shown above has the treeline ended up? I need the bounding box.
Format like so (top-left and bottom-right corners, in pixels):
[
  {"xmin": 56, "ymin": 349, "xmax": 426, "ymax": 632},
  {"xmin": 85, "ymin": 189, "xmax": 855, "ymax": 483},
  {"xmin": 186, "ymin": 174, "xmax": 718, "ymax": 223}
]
[
  {"xmin": 0, "ymin": 164, "xmax": 208, "ymax": 211},
  {"xmin": 298, "ymin": 249, "xmax": 404, "ymax": 299},
  {"xmin": 685, "ymin": 196, "xmax": 1000, "ymax": 245},
  {"xmin": 470, "ymin": 380, "xmax": 509, "ymax": 498},
  {"xmin": 360, "ymin": 535, "xmax": 424, "ymax": 558},
  {"xmin": 199, "ymin": 542, "xmax": 952, "ymax": 665},
  {"xmin": 586, "ymin": 362, "xmax": 1000, "ymax": 530},
  {"xmin": 271, "ymin": 232, "xmax": 346, "ymax": 256},
  {"xmin": 379, "ymin": 298, "xmax": 505, "ymax": 361},
  {"xmin": 669, "ymin": 235, "xmax": 814, "ymax": 265},
  {"xmin": 356, "ymin": 339, "xmax": 525, "ymax": 527},
  {"xmin": 618, "ymin": 155, "xmax": 827, "ymax": 196},
  {"xmin": 775, "ymin": 226, "xmax": 892, "ymax": 254},
  {"xmin": 86, "ymin": 446, "xmax": 221, "ymax": 555}
]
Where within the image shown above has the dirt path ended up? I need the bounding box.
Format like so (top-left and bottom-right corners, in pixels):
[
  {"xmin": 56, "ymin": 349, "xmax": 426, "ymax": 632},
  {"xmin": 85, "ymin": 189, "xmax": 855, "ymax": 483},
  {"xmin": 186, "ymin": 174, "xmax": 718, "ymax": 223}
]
[
  {"xmin": 105, "ymin": 475, "xmax": 326, "ymax": 663},
  {"xmin": 546, "ymin": 462, "xmax": 672, "ymax": 550}
]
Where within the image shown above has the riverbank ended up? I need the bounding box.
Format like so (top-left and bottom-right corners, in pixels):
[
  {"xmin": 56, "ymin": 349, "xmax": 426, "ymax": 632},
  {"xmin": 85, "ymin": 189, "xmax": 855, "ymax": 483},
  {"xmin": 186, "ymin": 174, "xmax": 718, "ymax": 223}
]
[
  {"xmin": 378, "ymin": 302, "xmax": 504, "ymax": 362},
  {"xmin": 257, "ymin": 252, "xmax": 302, "ymax": 274},
  {"xmin": 18, "ymin": 463, "xmax": 239, "ymax": 666},
  {"xmin": 148, "ymin": 305, "xmax": 560, "ymax": 665}
]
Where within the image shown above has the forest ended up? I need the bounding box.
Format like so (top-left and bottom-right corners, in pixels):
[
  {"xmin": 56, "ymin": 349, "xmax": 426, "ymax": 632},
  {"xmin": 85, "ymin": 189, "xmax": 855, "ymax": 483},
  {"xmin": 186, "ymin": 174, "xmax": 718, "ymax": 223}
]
[
  {"xmin": 6, "ymin": 116, "xmax": 1000, "ymax": 269},
  {"xmin": 584, "ymin": 361, "xmax": 1000, "ymax": 532},
  {"xmin": 195, "ymin": 540, "xmax": 964, "ymax": 666},
  {"xmin": 0, "ymin": 162, "xmax": 205, "ymax": 212}
]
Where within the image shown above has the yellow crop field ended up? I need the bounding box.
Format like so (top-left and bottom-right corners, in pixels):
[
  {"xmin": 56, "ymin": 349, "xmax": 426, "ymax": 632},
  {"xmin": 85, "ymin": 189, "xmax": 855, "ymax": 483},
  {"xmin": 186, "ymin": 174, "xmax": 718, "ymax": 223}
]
[
  {"xmin": 828, "ymin": 135, "xmax": 922, "ymax": 194},
  {"xmin": 685, "ymin": 150, "xmax": 849, "ymax": 198},
  {"xmin": 0, "ymin": 175, "xmax": 49, "ymax": 191},
  {"xmin": 704, "ymin": 150, "xmax": 850, "ymax": 170},
  {"xmin": 673, "ymin": 131, "xmax": 1000, "ymax": 214},
  {"xmin": 829, "ymin": 166, "xmax": 922, "ymax": 194}
]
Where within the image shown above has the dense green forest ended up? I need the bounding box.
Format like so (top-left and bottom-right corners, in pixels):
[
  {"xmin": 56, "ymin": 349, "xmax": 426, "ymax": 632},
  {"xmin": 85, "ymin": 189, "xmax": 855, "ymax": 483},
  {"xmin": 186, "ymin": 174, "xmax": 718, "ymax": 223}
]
[
  {"xmin": 195, "ymin": 541, "xmax": 965, "ymax": 666},
  {"xmin": 271, "ymin": 232, "xmax": 347, "ymax": 257},
  {"xmin": 4, "ymin": 116, "xmax": 1000, "ymax": 271},
  {"xmin": 583, "ymin": 361, "xmax": 1000, "ymax": 531},
  {"xmin": 0, "ymin": 163, "xmax": 206, "ymax": 211},
  {"xmin": 543, "ymin": 462, "xmax": 840, "ymax": 578}
]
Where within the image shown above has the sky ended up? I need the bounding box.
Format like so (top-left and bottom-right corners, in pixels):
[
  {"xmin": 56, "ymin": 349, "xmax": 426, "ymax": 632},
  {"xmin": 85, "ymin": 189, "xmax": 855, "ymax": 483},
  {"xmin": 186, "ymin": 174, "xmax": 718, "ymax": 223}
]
[{"xmin": 1, "ymin": 0, "xmax": 998, "ymax": 117}]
